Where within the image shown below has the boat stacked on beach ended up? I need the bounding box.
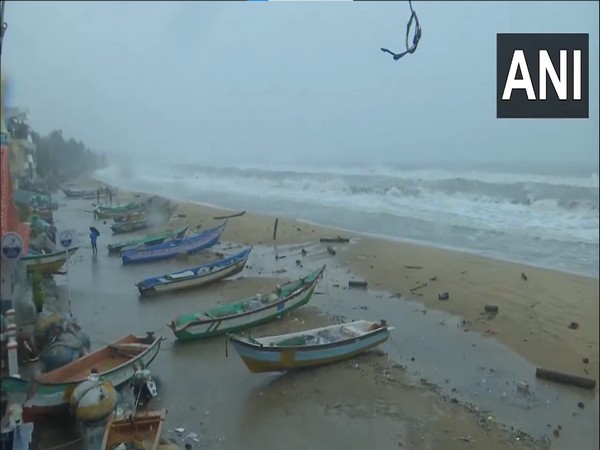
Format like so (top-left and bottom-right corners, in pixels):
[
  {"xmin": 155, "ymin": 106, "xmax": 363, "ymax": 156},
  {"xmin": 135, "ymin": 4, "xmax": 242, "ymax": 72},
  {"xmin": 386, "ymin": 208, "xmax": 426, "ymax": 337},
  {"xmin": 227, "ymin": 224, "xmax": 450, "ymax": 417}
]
[{"xmin": 122, "ymin": 221, "xmax": 227, "ymax": 264}]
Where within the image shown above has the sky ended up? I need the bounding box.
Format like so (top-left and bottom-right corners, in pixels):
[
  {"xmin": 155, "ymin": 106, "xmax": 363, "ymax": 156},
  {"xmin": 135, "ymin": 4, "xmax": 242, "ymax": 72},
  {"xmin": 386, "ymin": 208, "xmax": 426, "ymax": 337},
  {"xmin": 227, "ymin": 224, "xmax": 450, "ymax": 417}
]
[{"xmin": 1, "ymin": 0, "xmax": 599, "ymax": 170}]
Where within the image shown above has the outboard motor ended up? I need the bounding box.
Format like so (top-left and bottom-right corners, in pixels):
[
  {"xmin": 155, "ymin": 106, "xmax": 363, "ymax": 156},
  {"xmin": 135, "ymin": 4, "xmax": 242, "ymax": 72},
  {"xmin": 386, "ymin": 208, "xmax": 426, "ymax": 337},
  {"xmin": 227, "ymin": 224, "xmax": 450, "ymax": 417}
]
[{"xmin": 131, "ymin": 369, "xmax": 157, "ymax": 407}]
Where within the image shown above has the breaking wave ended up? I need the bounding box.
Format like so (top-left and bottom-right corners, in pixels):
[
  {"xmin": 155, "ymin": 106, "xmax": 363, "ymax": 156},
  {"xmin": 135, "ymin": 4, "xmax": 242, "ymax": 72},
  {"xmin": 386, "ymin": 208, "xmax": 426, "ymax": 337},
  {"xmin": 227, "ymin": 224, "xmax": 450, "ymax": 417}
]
[{"xmin": 96, "ymin": 161, "xmax": 599, "ymax": 276}]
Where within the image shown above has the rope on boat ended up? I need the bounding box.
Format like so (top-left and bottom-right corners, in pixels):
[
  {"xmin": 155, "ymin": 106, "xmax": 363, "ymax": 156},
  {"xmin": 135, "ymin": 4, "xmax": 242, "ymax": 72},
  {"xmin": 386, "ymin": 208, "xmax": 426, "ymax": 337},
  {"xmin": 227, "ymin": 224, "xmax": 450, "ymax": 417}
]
[
  {"xmin": 38, "ymin": 436, "xmax": 84, "ymax": 450},
  {"xmin": 381, "ymin": 0, "xmax": 422, "ymax": 61}
]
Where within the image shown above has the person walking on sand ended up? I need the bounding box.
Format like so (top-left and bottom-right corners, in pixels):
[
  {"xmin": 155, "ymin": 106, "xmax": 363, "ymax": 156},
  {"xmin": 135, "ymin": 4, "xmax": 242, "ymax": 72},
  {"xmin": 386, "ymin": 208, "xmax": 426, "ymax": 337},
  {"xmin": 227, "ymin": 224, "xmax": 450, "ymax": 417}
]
[{"xmin": 89, "ymin": 226, "xmax": 100, "ymax": 254}]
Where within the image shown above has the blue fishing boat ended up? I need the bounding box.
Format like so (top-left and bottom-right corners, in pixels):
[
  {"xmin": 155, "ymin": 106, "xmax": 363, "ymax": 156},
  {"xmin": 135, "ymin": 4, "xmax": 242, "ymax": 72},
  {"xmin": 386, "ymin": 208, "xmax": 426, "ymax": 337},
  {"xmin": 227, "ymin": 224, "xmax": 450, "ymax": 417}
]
[
  {"xmin": 121, "ymin": 221, "xmax": 227, "ymax": 265},
  {"xmin": 135, "ymin": 247, "xmax": 252, "ymax": 296}
]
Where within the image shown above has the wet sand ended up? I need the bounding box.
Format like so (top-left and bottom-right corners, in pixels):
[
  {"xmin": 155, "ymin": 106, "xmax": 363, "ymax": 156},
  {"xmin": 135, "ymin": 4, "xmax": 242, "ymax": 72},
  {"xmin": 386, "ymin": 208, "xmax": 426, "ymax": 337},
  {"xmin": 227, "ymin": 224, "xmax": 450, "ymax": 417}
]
[{"xmin": 27, "ymin": 188, "xmax": 599, "ymax": 450}]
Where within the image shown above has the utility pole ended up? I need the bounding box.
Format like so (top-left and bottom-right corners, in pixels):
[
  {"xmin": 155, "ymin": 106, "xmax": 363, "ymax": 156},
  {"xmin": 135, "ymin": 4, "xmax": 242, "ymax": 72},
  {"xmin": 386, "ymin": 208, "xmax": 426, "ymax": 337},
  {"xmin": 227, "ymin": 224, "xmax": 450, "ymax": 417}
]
[{"xmin": 0, "ymin": 0, "xmax": 7, "ymax": 63}]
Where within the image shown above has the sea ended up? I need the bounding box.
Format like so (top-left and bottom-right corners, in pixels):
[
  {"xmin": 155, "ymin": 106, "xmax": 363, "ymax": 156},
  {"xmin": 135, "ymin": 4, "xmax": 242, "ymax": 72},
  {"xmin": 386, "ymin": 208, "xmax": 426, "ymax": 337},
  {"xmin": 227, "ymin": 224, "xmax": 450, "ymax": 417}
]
[{"xmin": 95, "ymin": 160, "xmax": 599, "ymax": 279}]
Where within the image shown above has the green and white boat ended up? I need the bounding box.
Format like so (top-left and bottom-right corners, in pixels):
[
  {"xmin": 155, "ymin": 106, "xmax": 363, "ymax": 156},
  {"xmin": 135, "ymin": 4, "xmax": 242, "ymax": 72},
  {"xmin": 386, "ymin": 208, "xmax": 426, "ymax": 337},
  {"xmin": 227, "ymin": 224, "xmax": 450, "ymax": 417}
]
[{"xmin": 168, "ymin": 266, "xmax": 326, "ymax": 342}]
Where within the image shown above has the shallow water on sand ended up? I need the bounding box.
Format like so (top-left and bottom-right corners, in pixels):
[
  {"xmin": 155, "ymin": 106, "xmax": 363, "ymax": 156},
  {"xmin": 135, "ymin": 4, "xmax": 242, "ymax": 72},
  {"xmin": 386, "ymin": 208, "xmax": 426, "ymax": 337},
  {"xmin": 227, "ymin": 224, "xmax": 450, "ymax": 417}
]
[{"xmin": 27, "ymin": 198, "xmax": 598, "ymax": 450}]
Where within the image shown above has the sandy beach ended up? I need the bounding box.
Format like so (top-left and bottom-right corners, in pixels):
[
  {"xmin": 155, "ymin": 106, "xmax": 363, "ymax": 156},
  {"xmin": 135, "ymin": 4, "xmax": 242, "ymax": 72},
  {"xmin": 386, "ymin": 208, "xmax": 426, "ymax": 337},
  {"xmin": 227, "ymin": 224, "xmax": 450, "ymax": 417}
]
[{"xmin": 24, "ymin": 182, "xmax": 599, "ymax": 450}]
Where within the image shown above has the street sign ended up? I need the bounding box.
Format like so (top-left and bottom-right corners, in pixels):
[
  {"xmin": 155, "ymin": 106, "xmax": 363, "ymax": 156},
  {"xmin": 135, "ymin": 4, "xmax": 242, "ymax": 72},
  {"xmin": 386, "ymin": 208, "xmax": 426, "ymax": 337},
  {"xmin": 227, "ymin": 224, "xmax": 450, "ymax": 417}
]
[
  {"xmin": 1, "ymin": 232, "xmax": 24, "ymax": 262},
  {"xmin": 57, "ymin": 229, "xmax": 78, "ymax": 250}
]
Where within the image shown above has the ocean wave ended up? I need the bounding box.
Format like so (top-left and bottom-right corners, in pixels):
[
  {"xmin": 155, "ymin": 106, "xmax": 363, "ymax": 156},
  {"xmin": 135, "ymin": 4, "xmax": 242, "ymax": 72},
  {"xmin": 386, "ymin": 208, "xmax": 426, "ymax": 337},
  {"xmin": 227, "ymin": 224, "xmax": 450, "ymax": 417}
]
[{"xmin": 96, "ymin": 163, "xmax": 599, "ymax": 247}]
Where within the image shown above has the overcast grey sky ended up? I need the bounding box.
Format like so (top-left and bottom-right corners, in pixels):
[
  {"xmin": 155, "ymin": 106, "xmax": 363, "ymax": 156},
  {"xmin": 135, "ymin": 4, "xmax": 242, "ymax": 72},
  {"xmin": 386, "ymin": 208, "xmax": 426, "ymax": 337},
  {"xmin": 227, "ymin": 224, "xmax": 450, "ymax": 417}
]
[{"xmin": 2, "ymin": 1, "xmax": 598, "ymax": 169}]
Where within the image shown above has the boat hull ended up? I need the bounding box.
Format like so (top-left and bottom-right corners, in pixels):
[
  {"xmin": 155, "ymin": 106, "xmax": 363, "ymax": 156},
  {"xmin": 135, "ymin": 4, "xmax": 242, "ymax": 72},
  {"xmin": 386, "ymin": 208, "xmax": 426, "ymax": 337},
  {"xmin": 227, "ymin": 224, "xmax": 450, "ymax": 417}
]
[
  {"xmin": 122, "ymin": 222, "xmax": 226, "ymax": 265},
  {"xmin": 20, "ymin": 247, "xmax": 79, "ymax": 274},
  {"xmin": 230, "ymin": 327, "xmax": 390, "ymax": 373},
  {"xmin": 138, "ymin": 253, "xmax": 249, "ymax": 296},
  {"xmin": 1, "ymin": 336, "xmax": 162, "ymax": 416},
  {"xmin": 172, "ymin": 276, "xmax": 320, "ymax": 342},
  {"xmin": 107, "ymin": 225, "xmax": 188, "ymax": 254}
]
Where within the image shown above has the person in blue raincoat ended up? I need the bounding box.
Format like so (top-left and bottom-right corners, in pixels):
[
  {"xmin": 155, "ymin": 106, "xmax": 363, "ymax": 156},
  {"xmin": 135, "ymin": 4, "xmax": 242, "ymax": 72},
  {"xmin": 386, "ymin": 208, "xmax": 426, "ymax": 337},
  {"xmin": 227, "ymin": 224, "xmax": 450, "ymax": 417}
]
[{"xmin": 89, "ymin": 226, "xmax": 100, "ymax": 254}]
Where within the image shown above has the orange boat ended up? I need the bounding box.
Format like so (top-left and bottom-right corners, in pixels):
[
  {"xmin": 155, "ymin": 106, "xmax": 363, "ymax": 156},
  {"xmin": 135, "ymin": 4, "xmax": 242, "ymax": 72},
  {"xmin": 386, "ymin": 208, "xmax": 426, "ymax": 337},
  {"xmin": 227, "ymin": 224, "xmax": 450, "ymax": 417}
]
[{"xmin": 101, "ymin": 409, "xmax": 167, "ymax": 450}]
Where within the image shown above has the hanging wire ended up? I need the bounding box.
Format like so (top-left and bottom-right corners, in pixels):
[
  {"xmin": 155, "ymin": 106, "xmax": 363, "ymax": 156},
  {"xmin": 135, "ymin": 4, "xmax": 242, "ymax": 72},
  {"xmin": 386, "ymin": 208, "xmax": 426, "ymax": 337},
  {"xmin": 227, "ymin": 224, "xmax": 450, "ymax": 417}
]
[{"xmin": 381, "ymin": 0, "xmax": 422, "ymax": 61}]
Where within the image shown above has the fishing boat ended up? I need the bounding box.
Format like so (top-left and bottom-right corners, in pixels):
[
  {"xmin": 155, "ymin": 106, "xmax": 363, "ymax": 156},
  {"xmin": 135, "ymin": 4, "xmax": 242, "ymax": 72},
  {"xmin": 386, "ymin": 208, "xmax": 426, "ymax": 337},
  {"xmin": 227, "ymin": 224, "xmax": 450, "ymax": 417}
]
[
  {"xmin": 60, "ymin": 187, "xmax": 98, "ymax": 198},
  {"xmin": 122, "ymin": 221, "xmax": 226, "ymax": 265},
  {"xmin": 228, "ymin": 320, "xmax": 392, "ymax": 373},
  {"xmin": 101, "ymin": 409, "xmax": 166, "ymax": 450},
  {"xmin": 113, "ymin": 211, "xmax": 145, "ymax": 222},
  {"xmin": 136, "ymin": 247, "xmax": 252, "ymax": 296},
  {"xmin": 94, "ymin": 202, "xmax": 143, "ymax": 220},
  {"xmin": 20, "ymin": 247, "xmax": 79, "ymax": 274},
  {"xmin": 1, "ymin": 334, "xmax": 162, "ymax": 416},
  {"xmin": 111, "ymin": 218, "xmax": 152, "ymax": 234},
  {"xmin": 110, "ymin": 202, "xmax": 176, "ymax": 234},
  {"xmin": 107, "ymin": 224, "xmax": 189, "ymax": 254},
  {"xmin": 168, "ymin": 265, "xmax": 325, "ymax": 342}
]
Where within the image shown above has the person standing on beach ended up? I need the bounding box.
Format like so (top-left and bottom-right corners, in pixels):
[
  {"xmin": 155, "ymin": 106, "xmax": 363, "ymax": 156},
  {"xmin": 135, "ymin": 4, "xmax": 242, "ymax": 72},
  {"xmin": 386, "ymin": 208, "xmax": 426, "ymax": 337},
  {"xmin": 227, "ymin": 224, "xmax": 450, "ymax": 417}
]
[{"xmin": 89, "ymin": 226, "xmax": 100, "ymax": 254}]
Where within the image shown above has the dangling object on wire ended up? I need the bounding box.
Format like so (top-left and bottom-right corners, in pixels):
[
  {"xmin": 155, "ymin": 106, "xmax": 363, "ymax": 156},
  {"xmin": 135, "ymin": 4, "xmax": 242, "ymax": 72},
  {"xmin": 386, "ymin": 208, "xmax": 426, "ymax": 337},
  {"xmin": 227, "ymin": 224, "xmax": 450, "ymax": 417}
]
[{"xmin": 381, "ymin": 0, "xmax": 422, "ymax": 61}]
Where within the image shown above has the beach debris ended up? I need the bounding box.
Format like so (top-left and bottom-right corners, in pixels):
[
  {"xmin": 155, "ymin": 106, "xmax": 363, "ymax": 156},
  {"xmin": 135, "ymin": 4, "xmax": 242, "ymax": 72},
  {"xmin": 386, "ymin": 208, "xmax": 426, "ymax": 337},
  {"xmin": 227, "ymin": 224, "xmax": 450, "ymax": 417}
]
[
  {"xmin": 568, "ymin": 321, "xmax": 579, "ymax": 330},
  {"xmin": 301, "ymin": 248, "xmax": 307, "ymax": 256},
  {"xmin": 535, "ymin": 367, "xmax": 596, "ymax": 390},
  {"xmin": 521, "ymin": 272, "xmax": 528, "ymax": 281},
  {"xmin": 516, "ymin": 381, "xmax": 531, "ymax": 395},
  {"xmin": 296, "ymin": 259, "xmax": 302, "ymax": 266},
  {"xmin": 429, "ymin": 275, "xmax": 437, "ymax": 281},
  {"xmin": 484, "ymin": 305, "xmax": 499, "ymax": 314},
  {"xmin": 185, "ymin": 432, "xmax": 199, "ymax": 442},
  {"xmin": 348, "ymin": 280, "xmax": 368, "ymax": 289},
  {"xmin": 320, "ymin": 236, "xmax": 350, "ymax": 243},
  {"xmin": 577, "ymin": 401, "xmax": 585, "ymax": 409},
  {"xmin": 438, "ymin": 291, "xmax": 449, "ymax": 301},
  {"xmin": 404, "ymin": 265, "xmax": 423, "ymax": 270},
  {"xmin": 274, "ymin": 269, "xmax": 287, "ymax": 274},
  {"xmin": 275, "ymin": 255, "xmax": 286, "ymax": 260},
  {"xmin": 458, "ymin": 435, "xmax": 474, "ymax": 443},
  {"xmin": 583, "ymin": 358, "xmax": 589, "ymax": 364},
  {"xmin": 484, "ymin": 328, "xmax": 497, "ymax": 335},
  {"xmin": 272, "ymin": 218, "xmax": 279, "ymax": 241},
  {"xmin": 327, "ymin": 245, "xmax": 336, "ymax": 255},
  {"xmin": 213, "ymin": 211, "xmax": 246, "ymax": 220},
  {"xmin": 175, "ymin": 427, "xmax": 185, "ymax": 435},
  {"xmin": 410, "ymin": 282, "xmax": 427, "ymax": 293}
]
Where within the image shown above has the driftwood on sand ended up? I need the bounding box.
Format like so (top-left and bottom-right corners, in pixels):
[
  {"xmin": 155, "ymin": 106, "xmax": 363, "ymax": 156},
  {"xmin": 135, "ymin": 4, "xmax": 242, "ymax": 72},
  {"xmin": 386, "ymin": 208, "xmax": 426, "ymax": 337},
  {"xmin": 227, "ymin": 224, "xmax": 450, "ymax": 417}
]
[
  {"xmin": 535, "ymin": 367, "xmax": 596, "ymax": 390},
  {"xmin": 326, "ymin": 246, "xmax": 336, "ymax": 255},
  {"xmin": 273, "ymin": 218, "xmax": 279, "ymax": 241},
  {"xmin": 320, "ymin": 236, "xmax": 350, "ymax": 243},
  {"xmin": 410, "ymin": 282, "xmax": 427, "ymax": 292},
  {"xmin": 348, "ymin": 280, "xmax": 368, "ymax": 288},
  {"xmin": 213, "ymin": 211, "xmax": 246, "ymax": 220}
]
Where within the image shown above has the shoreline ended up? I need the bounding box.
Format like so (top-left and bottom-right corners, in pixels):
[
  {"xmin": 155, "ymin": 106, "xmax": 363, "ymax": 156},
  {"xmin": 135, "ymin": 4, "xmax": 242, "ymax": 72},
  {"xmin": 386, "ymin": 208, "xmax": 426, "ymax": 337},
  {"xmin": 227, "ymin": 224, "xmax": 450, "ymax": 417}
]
[
  {"xmin": 91, "ymin": 178, "xmax": 600, "ymax": 386},
  {"xmin": 91, "ymin": 176, "xmax": 598, "ymax": 280}
]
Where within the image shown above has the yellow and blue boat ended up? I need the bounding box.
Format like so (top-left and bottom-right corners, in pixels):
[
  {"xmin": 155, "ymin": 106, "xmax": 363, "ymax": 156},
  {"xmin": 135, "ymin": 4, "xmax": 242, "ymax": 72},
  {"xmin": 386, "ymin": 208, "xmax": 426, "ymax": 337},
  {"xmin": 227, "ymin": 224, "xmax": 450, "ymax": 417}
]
[{"xmin": 228, "ymin": 320, "xmax": 392, "ymax": 373}]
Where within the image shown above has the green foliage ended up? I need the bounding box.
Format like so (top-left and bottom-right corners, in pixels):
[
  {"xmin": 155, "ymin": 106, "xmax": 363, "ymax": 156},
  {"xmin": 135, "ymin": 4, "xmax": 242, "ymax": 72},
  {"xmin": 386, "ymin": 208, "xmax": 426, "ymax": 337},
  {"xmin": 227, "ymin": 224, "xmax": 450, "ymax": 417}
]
[
  {"xmin": 30, "ymin": 129, "xmax": 107, "ymax": 186},
  {"xmin": 31, "ymin": 271, "xmax": 45, "ymax": 313}
]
